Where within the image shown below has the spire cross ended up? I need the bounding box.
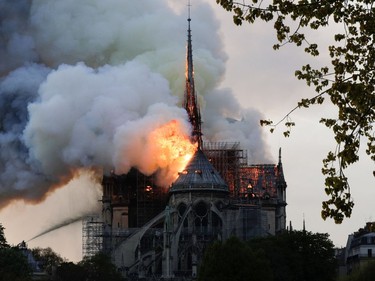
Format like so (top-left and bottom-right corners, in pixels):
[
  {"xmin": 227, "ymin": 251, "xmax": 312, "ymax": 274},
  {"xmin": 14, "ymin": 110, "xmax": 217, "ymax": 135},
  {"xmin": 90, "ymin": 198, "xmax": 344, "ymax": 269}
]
[{"xmin": 188, "ymin": 0, "xmax": 192, "ymax": 20}]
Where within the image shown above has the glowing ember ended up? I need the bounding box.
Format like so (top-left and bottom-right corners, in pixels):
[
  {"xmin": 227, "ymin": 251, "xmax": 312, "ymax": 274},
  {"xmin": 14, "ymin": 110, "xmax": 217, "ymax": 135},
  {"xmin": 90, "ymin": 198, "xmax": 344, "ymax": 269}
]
[{"xmin": 149, "ymin": 120, "xmax": 196, "ymax": 186}]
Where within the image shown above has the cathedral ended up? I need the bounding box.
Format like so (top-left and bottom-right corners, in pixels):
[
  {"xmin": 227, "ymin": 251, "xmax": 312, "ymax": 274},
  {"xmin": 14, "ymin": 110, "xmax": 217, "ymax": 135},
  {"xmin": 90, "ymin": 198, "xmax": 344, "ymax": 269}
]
[{"xmin": 82, "ymin": 13, "xmax": 287, "ymax": 281}]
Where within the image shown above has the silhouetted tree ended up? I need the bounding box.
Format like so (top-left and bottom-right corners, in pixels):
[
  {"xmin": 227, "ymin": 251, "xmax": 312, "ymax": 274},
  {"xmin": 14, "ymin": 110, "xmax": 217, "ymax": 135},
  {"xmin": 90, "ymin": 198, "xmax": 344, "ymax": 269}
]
[
  {"xmin": 0, "ymin": 247, "xmax": 33, "ymax": 281},
  {"xmin": 0, "ymin": 223, "xmax": 32, "ymax": 281},
  {"xmin": 54, "ymin": 253, "xmax": 124, "ymax": 281},
  {"xmin": 31, "ymin": 247, "xmax": 66, "ymax": 275},
  {"xmin": 198, "ymin": 236, "xmax": 273, "ymax": 281},
  {"xmin": 0, "ymin": 223, "xmax": 9, "ymax": 248},
  {"xmin": 55, "ymin": 262, "xmax": 86, "ymax": 281},
  {"xmin": 198, "ymin": 231, "xmax": 336, "ymax": 281},
  {"xmin": 339, "ymin": 261, "xmax": 375, "ymax": 281},
  {"xmin": 248, "ymin": 230, "xmax": 336, "ymax": 281},
  {"xmin": 79, "ymin": 253, "xmax": 123, "ymax": 281}
]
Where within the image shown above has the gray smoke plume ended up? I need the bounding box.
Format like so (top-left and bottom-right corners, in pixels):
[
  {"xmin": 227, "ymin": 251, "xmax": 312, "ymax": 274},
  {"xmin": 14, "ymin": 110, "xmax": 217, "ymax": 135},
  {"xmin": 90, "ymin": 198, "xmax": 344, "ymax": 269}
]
[
  {"xmin": 0, "ymin": 0, "xmax": 39, "ymax": 74},
  {"xmin": 0, "ymin": 0, "xmax": 270, "ymax": 209},
  {"xmin": 0, "ymin": 64, "xmax": 52, "ymax": 206}
]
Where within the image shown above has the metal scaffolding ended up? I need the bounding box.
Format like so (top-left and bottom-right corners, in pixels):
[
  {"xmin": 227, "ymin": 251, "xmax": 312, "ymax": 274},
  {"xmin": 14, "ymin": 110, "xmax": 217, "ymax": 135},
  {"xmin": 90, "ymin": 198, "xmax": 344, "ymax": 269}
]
[
  {"xmin": 102, "ymin": 169, "xmax": 168, "ymax": 229},
  {"xmin": 82, "ymin": 215, "xmax": 104, "ymax": 259},
  {"xmin": 202, "ymin": 141, "xmax": 247, "ymax": 196}
]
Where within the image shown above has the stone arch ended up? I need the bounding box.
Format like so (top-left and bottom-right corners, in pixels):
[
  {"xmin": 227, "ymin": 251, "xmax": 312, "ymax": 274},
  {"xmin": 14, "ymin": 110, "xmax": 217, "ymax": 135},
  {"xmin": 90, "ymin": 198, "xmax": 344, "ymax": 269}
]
[{"xmin": 193, "ymin": 201, "xmax": 208, "ymax": 218}]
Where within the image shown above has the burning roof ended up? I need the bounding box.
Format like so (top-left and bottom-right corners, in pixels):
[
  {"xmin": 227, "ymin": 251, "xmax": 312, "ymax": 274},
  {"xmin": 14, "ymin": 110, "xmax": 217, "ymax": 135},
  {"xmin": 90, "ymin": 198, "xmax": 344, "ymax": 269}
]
[{"xmin": 170, "ymin": 149, "xmax": 228, "ymax": 193}]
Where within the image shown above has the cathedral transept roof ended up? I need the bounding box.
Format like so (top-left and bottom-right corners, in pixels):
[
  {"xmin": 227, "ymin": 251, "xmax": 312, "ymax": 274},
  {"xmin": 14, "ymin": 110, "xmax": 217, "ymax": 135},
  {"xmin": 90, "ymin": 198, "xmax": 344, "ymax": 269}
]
[{"xmin": 169, "ymin": 149, "xmax": 229, "ymax": 193}]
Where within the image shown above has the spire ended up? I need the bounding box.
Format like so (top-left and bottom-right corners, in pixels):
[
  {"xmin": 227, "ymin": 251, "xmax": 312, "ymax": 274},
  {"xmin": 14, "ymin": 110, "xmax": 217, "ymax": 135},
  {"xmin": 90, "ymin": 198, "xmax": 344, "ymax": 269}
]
[
  {"xmin": 183, "ymin": 1, "xmax": 202, "ymax": 149},
  {"xmin": 277, "ymin": 147, "xmax": 286, "ymax": 185}
]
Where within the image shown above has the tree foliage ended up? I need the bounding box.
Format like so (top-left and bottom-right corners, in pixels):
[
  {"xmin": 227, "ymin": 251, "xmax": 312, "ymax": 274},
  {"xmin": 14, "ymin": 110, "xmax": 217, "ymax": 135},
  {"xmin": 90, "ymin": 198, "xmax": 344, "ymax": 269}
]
[
  {"xmin": 199, "ymin": 231, "xmax": 336, "ymax": 281},
  {"xmin": 55, "ymin": 262, "xmax": 86, "ymax": 281},
  {"xmin": 78, "ymin": 253, "xmax": 123, "ymax": 281},
  {"xmin": 0, "ymin": 224, "xmax": 32, "ymax": 281},
  {"xmin": 248, "ymin": 230, "xmax": 337, "ymax": 281},
  {"xmin": 198, "ymin": 236, "xmax": 273, "ymax": 281},
  {"xmin": 339, "ymin": 261, "xmax": 375, "ymax": 281},
  {"xmin": 216, "ymin": 0, "xmax": 375, "ymax": 223},
  {"xmin": 0, "ymin": 223, "xmax": 9, "ymax": 248},
  {"xmin": 55, "ymin": 253, "xmax": 123, "ymax": 281},
  {"xmin": 31, "ymin": 247, "xmax": 66, "ymax": 275},
  {"xmin": 0, "ymin": 247, "xmax": 32, "ymax": 281}
]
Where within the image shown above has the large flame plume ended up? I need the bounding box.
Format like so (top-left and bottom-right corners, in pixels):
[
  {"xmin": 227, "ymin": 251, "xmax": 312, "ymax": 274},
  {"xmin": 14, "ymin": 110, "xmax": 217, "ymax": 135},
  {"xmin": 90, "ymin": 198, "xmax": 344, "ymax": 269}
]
[
  {"xmin": 113, "ymin": 118, "xmax": 196, "ymax": 188},
  {"xmin": 147, "ymin": 120, "xmax": 197, "ymax": 186}
]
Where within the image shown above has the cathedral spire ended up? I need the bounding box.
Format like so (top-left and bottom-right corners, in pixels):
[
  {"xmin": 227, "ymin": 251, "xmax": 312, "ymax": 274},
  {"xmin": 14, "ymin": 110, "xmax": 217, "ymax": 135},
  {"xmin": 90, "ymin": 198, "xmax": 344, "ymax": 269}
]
[
  {"xmin": 277, "ymin": 147, "xmax": 286, "ymax": 184},
  {"xmin": 183, "ymin": 1, "xmax": 202, "ymax": 149}
]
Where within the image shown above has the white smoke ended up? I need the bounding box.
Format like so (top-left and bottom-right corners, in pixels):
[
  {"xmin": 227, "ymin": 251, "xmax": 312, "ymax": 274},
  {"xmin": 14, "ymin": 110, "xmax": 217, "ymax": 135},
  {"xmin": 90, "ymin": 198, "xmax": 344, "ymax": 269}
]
[
  {"xmin": 24, "ymin": 61, "xmax": 183, "ymax": 176},
  {"xmin": 0, "ymin": 0, "xmax": 270, "ymax": 208},
  {"xmin": 203, "ymin": 88, "xmax": 271, "ymax": 162}
]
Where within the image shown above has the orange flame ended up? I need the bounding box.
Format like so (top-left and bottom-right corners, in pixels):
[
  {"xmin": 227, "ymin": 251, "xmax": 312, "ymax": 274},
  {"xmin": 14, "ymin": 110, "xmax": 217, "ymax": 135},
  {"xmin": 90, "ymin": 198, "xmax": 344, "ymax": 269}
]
[{"xmin": 148, "ymin": 120, "xmax": 196, "ymax": 186}]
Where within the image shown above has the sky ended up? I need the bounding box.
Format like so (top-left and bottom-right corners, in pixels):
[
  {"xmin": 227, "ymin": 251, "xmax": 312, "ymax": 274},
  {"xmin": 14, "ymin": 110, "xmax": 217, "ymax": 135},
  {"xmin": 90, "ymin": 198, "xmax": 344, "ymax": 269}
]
[{"xmin": 0, "ymin": 0, "xmax": 374, "ymax": 262}]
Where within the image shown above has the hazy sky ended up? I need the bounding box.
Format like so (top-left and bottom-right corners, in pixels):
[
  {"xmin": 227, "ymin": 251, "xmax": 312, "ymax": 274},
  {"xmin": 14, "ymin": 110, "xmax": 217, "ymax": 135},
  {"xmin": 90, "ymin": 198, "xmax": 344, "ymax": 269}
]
[{"xmin": 0, "ymin": 0, "xmax": 374, "ymax": 262}]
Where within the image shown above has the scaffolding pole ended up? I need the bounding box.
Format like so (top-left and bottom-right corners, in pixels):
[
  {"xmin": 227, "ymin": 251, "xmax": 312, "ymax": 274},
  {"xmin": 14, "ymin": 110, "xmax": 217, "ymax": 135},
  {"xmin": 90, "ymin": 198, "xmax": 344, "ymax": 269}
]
[{"xmin": 82, "ymin": 215, "xmax": 104, "ymax": 259}]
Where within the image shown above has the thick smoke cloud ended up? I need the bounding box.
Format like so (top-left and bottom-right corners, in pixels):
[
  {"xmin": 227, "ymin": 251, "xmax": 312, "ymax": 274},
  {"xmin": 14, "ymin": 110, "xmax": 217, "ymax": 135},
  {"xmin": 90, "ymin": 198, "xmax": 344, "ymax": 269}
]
[
  {"xmin": 0, "ymin": 0, "xmax": 270, "ymax": 208},
  {"xmin": 24, "ymin": 62, "xmax": 191, "ymax": 178},
  {"xmin": 0, "ymin": 64, "xmax": 52, "ymax": 206},
  {"xmin": 0, "ymin": 0, "xmax": 38, "ymax": 74}
]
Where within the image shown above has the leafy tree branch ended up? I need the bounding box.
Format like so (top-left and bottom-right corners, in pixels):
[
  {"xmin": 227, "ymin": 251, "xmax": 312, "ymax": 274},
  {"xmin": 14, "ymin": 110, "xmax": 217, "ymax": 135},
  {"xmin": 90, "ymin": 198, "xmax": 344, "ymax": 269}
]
[{"xmin": 217, "ymin": 0, "xmax": 375, "ymax": 223}]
